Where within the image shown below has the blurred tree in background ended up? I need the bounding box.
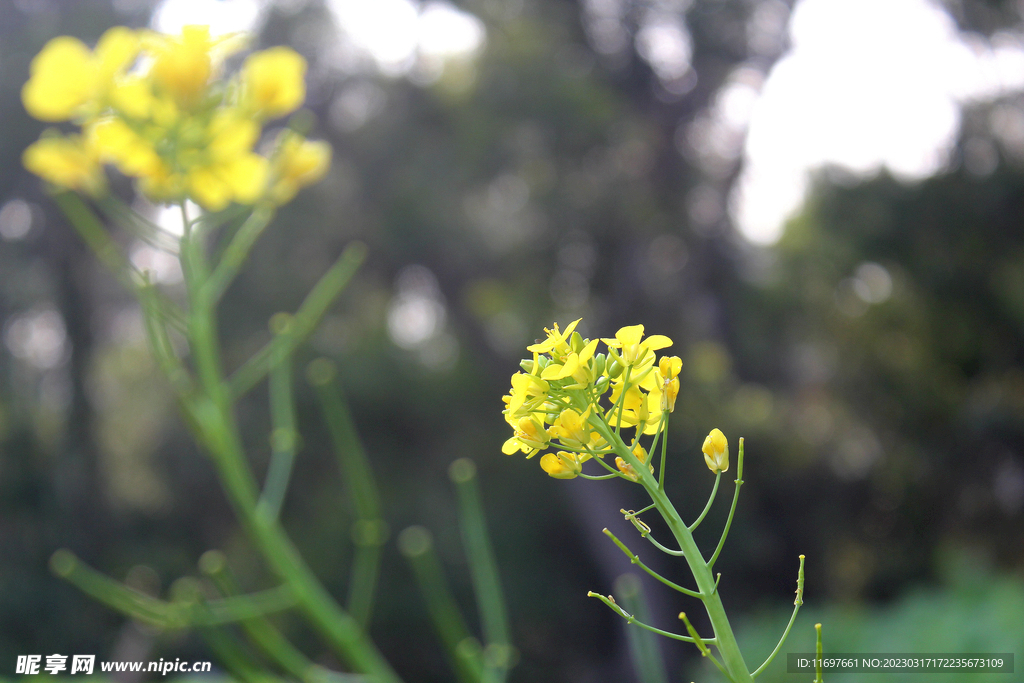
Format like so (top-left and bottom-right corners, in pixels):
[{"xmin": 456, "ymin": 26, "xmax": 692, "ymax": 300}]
[{"xmin": 0, "ymin": 0, "xmax": 1022, "ymax": 681}]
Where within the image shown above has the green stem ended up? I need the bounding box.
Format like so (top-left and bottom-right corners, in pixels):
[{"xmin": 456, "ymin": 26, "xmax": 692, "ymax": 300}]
[
  {"xmin": 200, "ymin": 551, "xmax": 318, "ymax": 682},
  {"xmin": 230, "ymin": 243, "xmax": 367, "ymax": 399},
  {"xmin": 309, "ymin": 360, "xmax": 386, "ymax": 630},
  {"xmin": 679, "ymin": 611, "xmax": 730, "ymax": 679},
  {"xmin": 591, "ymin": 419, "xmax": 754, "ymax": 683},
  {"xmin": 689, "ymin": 472, "xmax": 722, "ymax": 532},
  {"xmin": 615, "ymin": 574, "xmax": 670, "ymax": 683},
  {"xmin": 49, "ymin": 550, "xmax": 296, "ymax": 628},
  {"xmin": 752, "ymin": 555, "xmax": 804, "ymax": 678},
  {"xmin": 202, "ymin": 205, "xmax": 275, "ymax": 301},
  {"xmin": 176, "ymin": 229, "xmax": 402, "ymax": 681},
  {"xmin": 398, "ymin": 526, "xmax": 484, "ymax": 683},
  {"xmin": 96, "ymin": 194, "xmax": 179, "ymax": 253},
  {"xmin": 450, "ymin": 459, "xmax": 511, "ymax": 683},
  {"xmin": 587, "ymin": 592, "xmax": 711, "ymax": 644},
  {"xmin": 602, "ymin": 529, "xmax": 702, "ymax": 599},
  {"xmin": 708, "ymin": 438, "xmax": 744, "ymax": 570},
  {"xmin": 657, "ymin": 414, "xmax": 668, "ymax": 491},
  {"xmin": 258, "ymin": 351, "xmax": 297, "ymax": 522},
  {"xmin": 642, "ymin": 533, "xmax": 685, "ymax": 557},
  {"xmin": 814, "ymin": 623, "xmax": 824, "ymax": 683}
]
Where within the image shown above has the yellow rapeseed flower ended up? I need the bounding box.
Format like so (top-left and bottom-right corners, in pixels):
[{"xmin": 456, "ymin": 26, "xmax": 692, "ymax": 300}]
[
  {"xmin": 658, "ymin": 355, "xmax": 682, "ymax": 412},
  {"xmin": 148, "ymin": 26, "xmax": 218, "ymax": 109},
  {"xmin": 241, "ymin": 47, "xmax": 307, "ymax": 119},
  {"xmin": 22, "ymin": 27, "xmax": 139, "ymax": 121},
  {"xmin": 527, "ymin": 319, "xmax": 581, "ymax": 356},
  {"xmin": 23, "ymin": 24, "xmax": 330, "ymax": 211},
  {"xmin": 616, "ymin": 443, "xmax": 654, "ymax": 482},
  {"xmin": 540, "ymin": 451, "xmax": 585, "ymax": 479},
  {"xmin": 501, "ymin": 415, "xmax": 550, "ymax": 457},
  {"xmin": 702, "ymin": 428, "xmax": 729, "ymax": 473},
  {"xmin": 602, "ymin": 324, "xmax": 672, "ymax": 366},
  {"xmin": 22, "ymin": 133, "xmax": 104, "ymax": 195},
  {"xmin": 267, "ymin": 133, "xmax": 331, "ymax": 205}
]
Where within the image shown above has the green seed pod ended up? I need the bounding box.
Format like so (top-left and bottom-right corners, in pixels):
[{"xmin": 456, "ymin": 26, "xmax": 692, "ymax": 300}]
[
  {"xmin": 594, "ymin": 353, "xmax": 606, "ymax": 377},
  {"xmin": 607, "ymin": 359, "xmax": 623, "ymax": 379}
]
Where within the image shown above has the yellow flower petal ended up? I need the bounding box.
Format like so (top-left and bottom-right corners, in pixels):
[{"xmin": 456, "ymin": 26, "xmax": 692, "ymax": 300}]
[
  {"xmin": 22, "ymin": 37, "xmax": 96, "ymax": 121},
  {"xmin": 641, "ymin": 334, "xmax": 672, "ymax": 351},
  {"xmin": 242, "ymin": 46, "xmax": 307, "ymax": 119},
  {"xmin": 22, "ymin": 135, "xmax": 104, "ymax": 194}
]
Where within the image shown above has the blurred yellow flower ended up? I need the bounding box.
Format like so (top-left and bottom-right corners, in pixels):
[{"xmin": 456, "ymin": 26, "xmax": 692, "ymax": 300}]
[
  {"xmin": 22, "ymin": 24, "xmax": 330, "ymax": 211},
  {"xmin": 702, "ymin": 428, "xmax": 729, "ymax": 473},
  {"xmin": 147, "ymin": 25, "xmax": 235, "ymax": 109},
  {"xmin": 22, "ymin": 133, "xmax": 104, "ymax": 195},
  {"xmin": 22, "ymin": 27, "xmax": 139, "ymax": 122},
  {"xmin": 242, "ymin": 47, "xmax": 307, "ymax": 119},
  {"xmin": 267, "ymin": 134, "xmax": 331, "ymax": 205}
]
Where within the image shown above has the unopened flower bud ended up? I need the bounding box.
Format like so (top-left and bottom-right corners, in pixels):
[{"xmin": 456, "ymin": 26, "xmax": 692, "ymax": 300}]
[{"xmin": 702, "ymin": 428, "xmax": 729, "ymax": 473}]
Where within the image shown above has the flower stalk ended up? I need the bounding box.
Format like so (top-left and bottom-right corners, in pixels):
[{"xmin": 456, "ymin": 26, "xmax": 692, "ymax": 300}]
[{"xmin": 502, "ymin": 320, "xmax": 810, "ymax": 682}]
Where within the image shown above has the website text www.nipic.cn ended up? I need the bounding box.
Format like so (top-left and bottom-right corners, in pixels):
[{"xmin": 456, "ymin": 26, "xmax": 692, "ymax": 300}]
[{"xmin": 16, "ymin": 655, "xmax": 213, "ymax": 676}]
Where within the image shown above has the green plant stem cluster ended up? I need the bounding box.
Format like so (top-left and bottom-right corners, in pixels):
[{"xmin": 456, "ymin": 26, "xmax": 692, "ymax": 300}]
[
  {"xmin": 51, "ymin": 194, "xmax": 512, "ymax": 683},
  {"xmin": 589, "ymin": 419, "xmax": 808, "ymax": 683}
]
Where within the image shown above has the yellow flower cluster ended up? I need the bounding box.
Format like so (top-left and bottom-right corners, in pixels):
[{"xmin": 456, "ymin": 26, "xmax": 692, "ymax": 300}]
[
  {"xmin": 21, "ymin": 26, "xmax": 331, "ymax": 210},
  {"xmin": 501, "ymin": 319, "xmax": 684, "ymax": 480}
]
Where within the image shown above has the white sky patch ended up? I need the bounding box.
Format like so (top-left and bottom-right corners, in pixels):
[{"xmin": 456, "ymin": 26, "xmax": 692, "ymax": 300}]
[
  {"xmin": 326, "ymin": 0, "xmax": 485, "ymax": 77},
  {"xmin": 732, "ymin": 0, "xmax": 1024, "ymax": 245},
  {"xmin": 151, "ymin": 0, "xmax": 264, "ymax": 37}
]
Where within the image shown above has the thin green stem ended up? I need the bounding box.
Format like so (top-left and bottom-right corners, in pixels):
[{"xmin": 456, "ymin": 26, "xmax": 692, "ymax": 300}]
[
  {"xmin": 708, "ymin": 438, "xmax": 745, "ymax": 570},
  {"xmin": 49, "ymin": 550, "xmax": 296, "ymax": 628},
  {"xmin": 450, "ymin": 459, "xmax": 512, "ymax": 683},
  {"xmin": 689, "ymin": 472, "xmax": 722, "ymax": 532},
  {"xmin": 752, "ymin": 555, "xmax": 805, "ymax": 678},
  {"xmin": 398, "ymin": 526, "xmax": 483, "ymax": 683},
  {"xmin": 579, "ymin": 472, "xmax": 619, "ymax": 480},
  {"xmin": 679, "ymin": 611, "xmax": 730, "ymax": 679},
  {"xmin": 614, "ymin": 366, "xmax": 633, "ymax": 438},
  {"xmin": 202, "ymin": 205, "xmax": 275, "ymax": 301},
  {"xmin": 230, "ymin": 243, "xmax": 367, "ymax": 399},
  {"xmin": 614, "ymin": 574, "xmax": 670, "ymax": 683},
  {"xmin": 257, "ymin": 353, "xmax": 297, "ymax": 522},
  {"xmin": 96, "ymin": 195, "xmax": 179, "ymax": 253},
  {"xmin": 602, "ymin": 529, "xmax": 703, "ymax": 599},
  {"xmin": 642, "ymin": 533, "xmax": 685, "ymax": 557},
  {"xmin": 55, "ymin": 192, "xmax": 143, "ymax": 289},
  {"xmin": 814, "ymin": 623, "xmax": 824, "ymax": 683},
  {"xmin": 587, "ymin": 592, "xmax": 712, "ymax": 644},
  {"xmin": 590, "ymin": 453, "xmax": 627, "ymax": 478},
  {"xmin": 138, "ymin": 281, "xmax": 195, "ymax": 399},
  {"xmin": 309, "ymin": 361, "xmax": 386, "ymax": 629},
  {"xmin": 657, "ymin": 414, "xmax": 668, "ymax": 491},
  {"xmin": 197, "ymin": 624, "xmax": 271, "ymax": 683},
  {"xmin": 200, "ymin": 551, "xmax": 317, "ymax": 682}
]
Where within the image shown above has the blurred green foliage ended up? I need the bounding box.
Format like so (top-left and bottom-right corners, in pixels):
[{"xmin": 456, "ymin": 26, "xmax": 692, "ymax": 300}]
[{"xmin": 720, "ymin": 546, "xmax": 1024, "ymax": 682}]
